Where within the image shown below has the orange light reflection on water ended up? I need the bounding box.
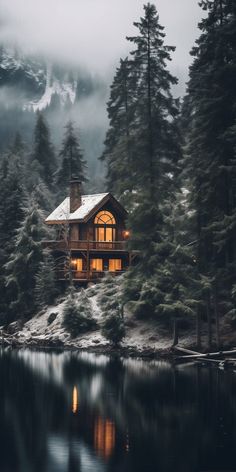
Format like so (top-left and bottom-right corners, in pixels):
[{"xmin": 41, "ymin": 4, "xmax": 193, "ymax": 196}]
[
  {"xmin": 94, "ymin": 416, "xmax": 115, "ymax": 460},
  {"xmin": 72, "ymin": 386, "xmax": 79, "ymax": 414}
]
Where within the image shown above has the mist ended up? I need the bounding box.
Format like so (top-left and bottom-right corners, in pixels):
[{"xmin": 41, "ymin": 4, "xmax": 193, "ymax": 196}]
[
  {"xmin": 0, "ymin": 0, "xmax": 204, "ymax": 88},
  {"xmin": 0, "ymin": 0, "xmax": 205, "ymax": 181}
]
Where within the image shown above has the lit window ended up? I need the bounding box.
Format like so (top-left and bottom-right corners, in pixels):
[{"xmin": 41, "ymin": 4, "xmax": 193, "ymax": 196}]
[
  {"xmin": 94, "ymin": 211, "xmax": 116, "ymax": 225},
  {"xmin": 90, "ymin": 259, "xmax": 103, "ymax": 271},
  {"xmin": 71, "ymin": 259, "xmax": 83, "ymax": 271},
  {"xmin": 109, "ymin": 259, "xmax": 122, "ymax": 271}
]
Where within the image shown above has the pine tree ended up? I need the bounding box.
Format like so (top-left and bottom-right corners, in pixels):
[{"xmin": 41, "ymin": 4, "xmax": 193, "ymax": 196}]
[
  {"xmin": 55, "ymin": 121, "xmax": 87, "ymax": 198},
  {"xmin": 35, "ymin": 251, "xmax": 57, "ymax": 307},
  {"xmin": 102, "ymin": 4, "xmax": 184, "ymax": 324},
  {"xmin": 125, "ymin": 4, "xmax": 181, "ymax": 277},
  {"xmin": 183, "ymin": 0, "xmax": 236, "ymax": 322},
  {"xmin": 4, "ymin": 201, "xmax": 48, "ymax": 320},
  {"xmin": 102, "ymin": 312, "xmax": 125, "ymax": 346},
  {"xmin": 101, "ymin": 58, "xmax": 138, "ymax": 201},
  {"xmin": 126, "ymin": 3, "xmax": 180, "ymax": 201},
  {"xmin": 10, "ymin": 132, "xmax": 25, "ymax": 160},
  {"xmin": 32, "ymin": 112, "xmax": 56, "ymax": 187},
  {"xmin": 0, "ymin": 153, "xmax": 27, "ymax": 322}
]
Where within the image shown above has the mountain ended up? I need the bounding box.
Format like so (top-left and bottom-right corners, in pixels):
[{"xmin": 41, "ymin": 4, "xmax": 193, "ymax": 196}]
[
  {"xmin": 0, "ymin": 45, "xmax": 107, "ymax": 185},
  {"xmin": 0, "ymin": 45, "xmax": 78, "ymax": 110}
]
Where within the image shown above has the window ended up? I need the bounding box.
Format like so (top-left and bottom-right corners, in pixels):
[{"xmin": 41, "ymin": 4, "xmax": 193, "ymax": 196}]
[
  {"xmin": 71, "ymin": 258, "xmax": 83, "ymax": 271},
  {"xmin": 94, "ymin": 211, "xmax": 116, "ymax": 225},
  {"xmin": 90, "ymin": 259, "xmax": 103, "ymax": 271},
  {"xmin": 94, "ymin": 211, "xmax": 116, "ymax": 242},
  {"xmin": 109, "ymin": 259, "xmax": 122, "ymax": 271}
]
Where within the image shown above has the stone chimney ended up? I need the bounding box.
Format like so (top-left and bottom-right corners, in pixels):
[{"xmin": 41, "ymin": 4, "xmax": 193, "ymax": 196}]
[{"xmin": 70, "ymin": 180, "xmax": 82, "ymax": 213}]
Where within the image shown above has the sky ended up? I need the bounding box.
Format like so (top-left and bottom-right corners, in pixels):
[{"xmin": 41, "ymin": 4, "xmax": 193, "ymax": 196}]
[{"xmin": 0, "ymin": 0, "xmax": 204, "ymax": 93}]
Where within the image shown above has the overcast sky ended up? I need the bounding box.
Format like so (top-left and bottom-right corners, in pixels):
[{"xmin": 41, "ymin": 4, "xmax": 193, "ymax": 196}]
[{"xmin": 0, "ymin": 0, "xmax": 204, "ymax": 93}]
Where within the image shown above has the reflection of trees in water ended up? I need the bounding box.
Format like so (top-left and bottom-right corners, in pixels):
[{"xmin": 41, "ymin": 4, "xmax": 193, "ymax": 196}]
[
  {"xmin": 1, "ymin": 349, "xmax": 236, "ymax": 472},
  {"xmin": 0, "ymin": 349, "xmax": 67, "ymax": 472},
  {"xmin": 64, "ymin": 354, "xmax": 236, "ymax": 472}
]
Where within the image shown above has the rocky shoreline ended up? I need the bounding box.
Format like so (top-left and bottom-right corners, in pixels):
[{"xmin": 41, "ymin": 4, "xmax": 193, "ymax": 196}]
[{"xmin": 0, "ymin": 330, "xmax": 174, "ymax": 359}]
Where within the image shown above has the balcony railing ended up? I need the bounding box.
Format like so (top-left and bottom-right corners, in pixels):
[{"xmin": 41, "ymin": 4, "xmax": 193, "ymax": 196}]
[
  {"xmin": 57, "ymin": 269, "xmax": 125, "ymax": 281},
  {"xmin": 42, "ymin": 240, "xmax": 128, "ymax": 251}
]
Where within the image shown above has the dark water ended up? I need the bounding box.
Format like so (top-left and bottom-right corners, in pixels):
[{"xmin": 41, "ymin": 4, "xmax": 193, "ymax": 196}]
[{"xmin": 0, "ymin": 349, "xmax": 236, "ymax": 472}]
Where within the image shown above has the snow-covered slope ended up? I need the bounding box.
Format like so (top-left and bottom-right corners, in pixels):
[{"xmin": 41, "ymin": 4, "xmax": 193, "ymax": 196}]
[
  {"xmin": 28, "ymin": 63, "xmax": 77, "ymax": 111},
  {"xmin": 0, "ymin": 45, "xmax": 77, "ymax": 110}
]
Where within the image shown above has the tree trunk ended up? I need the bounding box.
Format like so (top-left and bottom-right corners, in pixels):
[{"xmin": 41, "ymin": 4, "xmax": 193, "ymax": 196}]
[
  {"xmin": 213, "ymin": 283, "xmax": 220, "ymax": 349},
  {"xmin": 172, "ymin": 318, "xmax": 179, "ymax": 346},
  {"xmin": 206, "ymin": 290, "xmax": 212, "ymax": 349},
  {"xmin": 196, "ymin": 307, "xmax": 201, "ymax": 349}
]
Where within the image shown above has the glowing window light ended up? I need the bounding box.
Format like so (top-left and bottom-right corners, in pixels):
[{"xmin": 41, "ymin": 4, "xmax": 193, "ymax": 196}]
[{"xmin": 94, "ymin": 211, "xmax": 116, "ymax": 225}]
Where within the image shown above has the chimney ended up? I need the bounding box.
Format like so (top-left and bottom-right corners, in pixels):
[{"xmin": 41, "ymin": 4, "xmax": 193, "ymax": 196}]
[{"xmin": 70, "ymin": 180, "xmax": 82, "ymax": 213}]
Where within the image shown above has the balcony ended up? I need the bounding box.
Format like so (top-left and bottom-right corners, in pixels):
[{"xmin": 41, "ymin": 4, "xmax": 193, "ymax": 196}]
[
  {"xmin": 57, "ymin": 269, "xmax": 125, "ymax": 281},
  {"xmin": 42, "ymin": 240, "xmax": 128, "ymax": 252}
]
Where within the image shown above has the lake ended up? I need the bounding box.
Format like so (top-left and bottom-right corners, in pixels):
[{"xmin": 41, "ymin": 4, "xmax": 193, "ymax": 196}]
[{"xmin": 0, "ymin": 348, "xmax": 236, "ymax": 472}]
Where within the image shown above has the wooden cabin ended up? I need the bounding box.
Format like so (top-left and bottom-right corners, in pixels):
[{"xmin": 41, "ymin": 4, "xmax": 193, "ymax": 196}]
[{"xmin": 43, "ymin": 180, "xmax": 133, "ymax": 282}]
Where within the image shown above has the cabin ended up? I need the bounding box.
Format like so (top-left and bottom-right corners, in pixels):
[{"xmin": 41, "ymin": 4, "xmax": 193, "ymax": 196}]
[{"xmin": 43, "ymin": 180, "xmax": 134, "ymax": 282}]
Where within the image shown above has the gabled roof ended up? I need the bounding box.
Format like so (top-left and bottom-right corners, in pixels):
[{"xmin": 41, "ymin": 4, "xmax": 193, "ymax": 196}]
[{"xmin": 45, "ymin": 193, "xmax": 127, "ymax": 224}]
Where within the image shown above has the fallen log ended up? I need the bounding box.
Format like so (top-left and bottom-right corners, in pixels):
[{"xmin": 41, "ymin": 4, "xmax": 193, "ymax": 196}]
[
  {"xmin": 173, "ymin": 346, "xmax": 201, "ymax": 356},
  {"xmin": 175, "ymin": 348, "xmax": 236, "ymax": 361}
]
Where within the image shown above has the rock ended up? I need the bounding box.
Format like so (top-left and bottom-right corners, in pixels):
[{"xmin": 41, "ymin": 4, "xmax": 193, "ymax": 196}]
[
  {"xmin": 149, "ymin": 335, "xmax": 158, "ymax": 342},
  {"xmin": 92, "ymin": 339, "xmax": 100, "ymax": 344},
  {"xmin": 6, "ymin": 321, "xmax": 23, "ymax": 335},
  {"xmin": 47, "ymin": 312, "xmax": 58, "ymax": 325}
]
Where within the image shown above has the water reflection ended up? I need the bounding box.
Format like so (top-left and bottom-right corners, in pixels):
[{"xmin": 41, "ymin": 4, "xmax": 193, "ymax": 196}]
[
  {"xmin": 0, "ymin": 349, "xmax": 236, "ymax": 471},
  {"xmin": 94, "ymin": 417, "xmax": 115, "ymax": 460},
  {"xmin": 72, "ymin": 387, "xmax": 79, "ymax": 415}
]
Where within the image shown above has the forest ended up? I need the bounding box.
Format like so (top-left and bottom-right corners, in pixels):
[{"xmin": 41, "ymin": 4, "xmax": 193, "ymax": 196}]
[{"xmin": 0, "ymin": 0, "xmax": 236, "ymax": 349}]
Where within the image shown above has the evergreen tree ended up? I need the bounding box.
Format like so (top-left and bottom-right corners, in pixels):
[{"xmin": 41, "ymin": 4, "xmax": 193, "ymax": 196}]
[
  {"xmin": 126, "ymin": 3, "xmax": 180, "ymax": 201},
  {"xmin": 0, "ymin": 154, "xmax": 26, "ymax": 322},
  {"xmin": 4, "ymin": 201, "xmax": 47, "ymax": 320},
  {"xmin": 102, "ymin": 312, "xmax": 125, "ymax": 346},
  {"xmin": 32, "ymin": 112, "xmax": 56, "ymax": 187},
  {"xmin": 101, "ymin": 58, "xmax": 138, "ymax": 201},
  {"xmin": 183, "ymin": 0, "xmax": 236, "ymax": 323},
  {"xmin": 35, "ymin": 251, "xmax": 57, "ymax": 307},
  {"xmin": 10, "ymin": 132, "xmax": 25, "ymax": 160},
  {"xmin": 102, "ymin": 4, "xmax": 184, "ymax": 324},
  {"xmin": 55, "ymin": 121, "xmax": 87, "ymax": 198}
]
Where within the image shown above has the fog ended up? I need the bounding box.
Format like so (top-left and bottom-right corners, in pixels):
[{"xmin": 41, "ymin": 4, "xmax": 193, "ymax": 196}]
[
  {"xmin": 0, "ymin": 0, "xmax": 204, "ymax": 88},
  {"xmin": 0, "ymin": 0, "xmax": 205, "ymax": 174}
]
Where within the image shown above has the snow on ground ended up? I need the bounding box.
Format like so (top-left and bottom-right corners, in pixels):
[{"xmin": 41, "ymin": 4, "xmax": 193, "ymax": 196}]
[
  {"xmin": 13, "ymin": 285, "xmax": 175, "ymax": 353},
  {"xmin": 13, "ymin": 278, "xmax": 205, "ymax": 353},
  {"xmin": 16, "ymin": 290, "xmax": 111, "ymax": 350},
  {"xmin": 28, "ymin": 63, "xmax": 76, "ymax": 111}
]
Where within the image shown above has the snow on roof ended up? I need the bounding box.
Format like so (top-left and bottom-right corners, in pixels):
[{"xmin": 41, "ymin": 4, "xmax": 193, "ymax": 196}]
[{"xmin": 46, "ymin": 193, "xmax": 109, "ymax": 223}]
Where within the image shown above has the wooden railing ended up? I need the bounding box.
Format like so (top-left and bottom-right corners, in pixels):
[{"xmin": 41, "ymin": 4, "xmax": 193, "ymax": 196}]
[
  {"xmin": 42, "ymin": 240, "xmax": 128, "ymax": 251},
  {"xmin": 57, "ymin": 269, "xmax": 125, "ymax": 281}
]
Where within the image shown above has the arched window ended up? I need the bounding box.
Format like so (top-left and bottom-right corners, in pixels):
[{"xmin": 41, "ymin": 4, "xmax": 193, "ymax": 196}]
[
  {"xmin": 94, "ymin": 211, "xmax": 116, "ymax": 225},
  {"xmin": 94, "ymin": 211, "xmax": 116, "ymax": 242}
]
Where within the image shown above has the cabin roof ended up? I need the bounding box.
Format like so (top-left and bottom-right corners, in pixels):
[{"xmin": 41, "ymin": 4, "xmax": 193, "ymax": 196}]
[{"xmin": 45, "ymin": 193, "xmax": 127, "ymax": 224}]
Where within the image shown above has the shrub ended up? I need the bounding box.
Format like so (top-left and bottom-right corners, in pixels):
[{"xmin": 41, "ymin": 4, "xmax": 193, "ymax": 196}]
[
  {"xmin": 62, "ymin": 290, "xmax": 97, "ymax": 337},
  {"xmin": 102, "ymin": 312, "xmax": 125, "ymax": 346}
]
